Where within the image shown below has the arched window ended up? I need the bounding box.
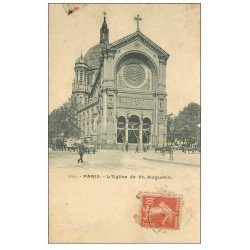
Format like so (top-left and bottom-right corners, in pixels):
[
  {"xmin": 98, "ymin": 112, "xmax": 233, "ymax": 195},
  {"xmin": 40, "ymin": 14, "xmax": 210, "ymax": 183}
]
[{"xmin": 159, "ymin": 99, "xmax": 164, "ymax": 109}]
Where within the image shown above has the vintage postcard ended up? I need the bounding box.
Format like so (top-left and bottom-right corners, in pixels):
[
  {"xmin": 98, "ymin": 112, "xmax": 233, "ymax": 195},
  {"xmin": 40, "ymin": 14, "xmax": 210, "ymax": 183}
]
[{"xmin": 49, "ymin": 3, "xmax": 200, "ymax": 243}]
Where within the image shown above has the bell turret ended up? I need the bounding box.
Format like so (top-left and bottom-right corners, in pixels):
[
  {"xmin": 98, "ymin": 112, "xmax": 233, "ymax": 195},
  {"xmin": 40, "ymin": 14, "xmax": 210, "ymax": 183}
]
[{"xmin": 100, "ymin": 12, "xmax": 109, "ymax": 44}]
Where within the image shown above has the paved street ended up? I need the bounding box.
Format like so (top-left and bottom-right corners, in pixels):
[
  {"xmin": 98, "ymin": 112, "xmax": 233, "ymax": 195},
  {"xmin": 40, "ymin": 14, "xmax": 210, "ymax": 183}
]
[{"xmin": 49, "ymin": 149, "xmax": 200, "ymax": 171}]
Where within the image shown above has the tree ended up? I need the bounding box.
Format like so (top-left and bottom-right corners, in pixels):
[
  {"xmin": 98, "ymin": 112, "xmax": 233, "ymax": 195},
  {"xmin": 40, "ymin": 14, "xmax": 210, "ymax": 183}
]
[
  {"xmin": 173, "ymin": 102, "xmax": 200, "ymax": 145},
  {"xmin": 48, "ymin": 99, "xmax": 81, "ymax": 141}
]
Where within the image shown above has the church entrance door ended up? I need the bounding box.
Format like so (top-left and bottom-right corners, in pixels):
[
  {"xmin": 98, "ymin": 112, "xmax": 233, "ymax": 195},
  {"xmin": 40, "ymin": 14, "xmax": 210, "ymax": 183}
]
[
  {"xmin": 142, "ymin": 117, "xmax": 151, "ymax": 144},
  {"xmin": 128, "ymin": 115, "xmax": 140, "ymax": 144},
  {"xmin": 117, "ymin": 116, "xmax": 126, "ymax": 143}
]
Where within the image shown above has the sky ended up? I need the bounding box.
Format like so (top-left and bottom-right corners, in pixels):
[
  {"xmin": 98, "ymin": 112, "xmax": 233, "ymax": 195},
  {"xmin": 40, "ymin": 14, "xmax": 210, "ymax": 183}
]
[{"xmin": 49, "ymin": 4, "xmax": 200, "ymax": 115}]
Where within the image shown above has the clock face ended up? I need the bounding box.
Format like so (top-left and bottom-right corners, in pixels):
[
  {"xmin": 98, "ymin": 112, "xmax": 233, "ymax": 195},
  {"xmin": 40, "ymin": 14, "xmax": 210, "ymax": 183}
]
[{"xmin": 122, "ymin": 62, "xmax": 147, "ymax": 88}]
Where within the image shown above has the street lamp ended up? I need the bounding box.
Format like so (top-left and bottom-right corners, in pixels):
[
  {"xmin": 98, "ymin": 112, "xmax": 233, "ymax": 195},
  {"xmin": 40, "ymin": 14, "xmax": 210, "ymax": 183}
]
[
  {"xmin": 165, "ymin": 113, "xmax": 174, "ymax": 160},
  {"xmin": 169, "ymin": 146, "xmax": 174, "ymax": 160},
  {"xmin": 166, "ymin": 113, "xmax": 174, "ymax": 146}
]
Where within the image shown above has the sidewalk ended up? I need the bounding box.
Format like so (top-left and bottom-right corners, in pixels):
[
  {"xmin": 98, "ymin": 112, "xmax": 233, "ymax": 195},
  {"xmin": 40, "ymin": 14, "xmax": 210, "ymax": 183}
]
[{"xmin": 143, "ymin": 151, "xmax": 200, "ymax": 167}]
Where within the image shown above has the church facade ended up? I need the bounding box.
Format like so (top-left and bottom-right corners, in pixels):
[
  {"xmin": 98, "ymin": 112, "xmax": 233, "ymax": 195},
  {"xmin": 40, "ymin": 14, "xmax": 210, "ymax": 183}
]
[{"xmin": 71, "ymin": 14, "xmax": 169, "ymax": 147}]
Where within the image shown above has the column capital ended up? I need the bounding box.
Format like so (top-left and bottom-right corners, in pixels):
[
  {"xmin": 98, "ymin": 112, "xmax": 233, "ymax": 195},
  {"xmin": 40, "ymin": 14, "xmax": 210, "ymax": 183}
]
[
  {"xmin": 157, "ymin": 54, "xmax": 169, "ymax": 64},
  {"xmin": 140, "ymin": 112, "xmax": 144, "ymax": 121},
  {"xmin": 126, "ymin": 110, "xmax": 130, "ymax": 120},
  {"xmin": 102, "ymin": 48, "xmax": 117, "ymax": 59}
]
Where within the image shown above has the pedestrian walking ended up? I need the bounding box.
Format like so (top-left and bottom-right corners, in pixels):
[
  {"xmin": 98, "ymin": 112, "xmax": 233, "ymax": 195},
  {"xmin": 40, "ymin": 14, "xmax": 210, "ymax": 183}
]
[
  {"xmin": 135, "ymin": 144, "xmax": 140, "ymax": 153},
  {"xmin": 125, "ymin": 143, "xmax": 128, "ymax": 152},
  {"xmin": 78, "ymin": 143, "xmax": 85, "ymax": 163}
]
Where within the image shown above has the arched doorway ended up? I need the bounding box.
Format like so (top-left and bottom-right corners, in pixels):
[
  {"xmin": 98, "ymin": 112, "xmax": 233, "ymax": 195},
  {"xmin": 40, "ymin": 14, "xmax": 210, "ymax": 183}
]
[
  {"xmin": 117, "ymin": 116, "xmax": 126, "ymax": 143},
  {"xmin": 128, "ymin": 115, "xmax": 140, "ymax": 143},
  {"xmin": 142, "ymin": 117, "xmax": 151, "ymax": 144}
]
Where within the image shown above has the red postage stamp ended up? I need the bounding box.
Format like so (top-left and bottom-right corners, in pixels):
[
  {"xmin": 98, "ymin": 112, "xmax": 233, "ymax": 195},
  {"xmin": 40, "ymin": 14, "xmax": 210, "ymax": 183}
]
[{"xmin": 140, "ymin": 194, "xmax": 181, "ymax": 229}]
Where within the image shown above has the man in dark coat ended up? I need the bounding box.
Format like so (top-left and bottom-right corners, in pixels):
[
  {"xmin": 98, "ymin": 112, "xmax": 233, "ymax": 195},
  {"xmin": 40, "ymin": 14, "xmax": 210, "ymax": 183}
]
[
  {"xmin": 78, "ymin": 143, "xmax": 85, "ymax": 163},
  {"xmin": 125, "ymin": 143, "xmax": 129, "ymax": 152}
]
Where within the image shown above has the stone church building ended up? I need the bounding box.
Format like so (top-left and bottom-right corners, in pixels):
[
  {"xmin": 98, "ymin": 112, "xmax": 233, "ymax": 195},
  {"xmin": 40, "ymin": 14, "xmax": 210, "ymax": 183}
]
[{"xmin": 71, "ymin": 14, "xmax": 169, "ymax": 147}]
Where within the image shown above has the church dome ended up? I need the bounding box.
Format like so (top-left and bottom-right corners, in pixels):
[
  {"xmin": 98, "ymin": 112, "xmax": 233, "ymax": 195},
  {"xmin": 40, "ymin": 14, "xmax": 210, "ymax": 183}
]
[{"xmin": 83, "ymin": 43, "xmax": 106, "ymax": 68}]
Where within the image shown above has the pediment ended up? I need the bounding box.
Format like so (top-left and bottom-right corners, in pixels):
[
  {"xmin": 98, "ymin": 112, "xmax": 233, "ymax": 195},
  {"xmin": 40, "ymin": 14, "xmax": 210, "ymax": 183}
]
[{"xmin": 108, "ymin": 31, "xmax": 170, "ymax": 59}]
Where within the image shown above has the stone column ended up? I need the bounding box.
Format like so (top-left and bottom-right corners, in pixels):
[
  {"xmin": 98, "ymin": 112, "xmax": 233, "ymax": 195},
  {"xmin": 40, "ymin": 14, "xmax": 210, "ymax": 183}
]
[
  {"xmin": 102, "ymin": 91, "xmax": 107, "ymax": 138},
  {"xmin": 75, "ymin": 69, "xmax": 78, "ymax": 83},
  {"xmin": 125, "ymin": 117, "xmax": 128, "ymax": 143},
  {"xmin": 150, "ymin": 126, "xmax": 153, "ymax": 145},
  {"xmin": 114, "ymin": 114, "xmax": 118, "ymax": 144},
  {"xmin": 93, "ymin": 116, "xmax": 97, "ymax": 132},
  {"xmin": 155, "ymin": 96, "xmax": 158, "ymax": 137},
  {"xmin": 158, "ymin": 62, "xmax": 163, "ymax": 86},
  {"xmin": 84, "ymin": 112, "xmax": 87, "ymax": 136},
  {"xmin": 89, "ymin": 109, "xmax": 92, "ymax": 135},
  {"xmin": 139, "ymin": 116, "xmax": 143, "ymax": 146},
  {"xmin": 162, "ymin": 64, "xmax": 166, "ymax": 87},
  {"xmin": 102, "ymin": 48, "xmax": 116, "ymax": 85},
  {"xmin": 157, "ymin": 54, "xmax": 168, "ymax": 92},
  {"xmin": 81, "ymin": 114, "xmax": 84, "ymax": 135},
  {"xmin": 107, "ymin": 49, "xmax": 116, "ymax": 81}
]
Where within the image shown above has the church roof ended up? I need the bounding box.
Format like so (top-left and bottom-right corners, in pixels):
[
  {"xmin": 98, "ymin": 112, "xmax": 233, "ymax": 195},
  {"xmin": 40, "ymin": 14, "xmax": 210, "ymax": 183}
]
[
  {"xmin": 108, "ymin": 31, "xmax": 169, "ymax": 59},
  {"xmin": 75, "ymin": 29, "xmax": 169, "ymax": 68},
  {"xmin": 75, "ymin": 53, "xmax": 86, "ymax": 65},
  {"xmin": 101, "ymin": 15, "xmax": 108, "ymax": 29}
]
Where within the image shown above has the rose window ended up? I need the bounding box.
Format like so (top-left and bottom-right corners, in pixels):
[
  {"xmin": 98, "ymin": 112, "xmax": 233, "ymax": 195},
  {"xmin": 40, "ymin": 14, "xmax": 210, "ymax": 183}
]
[{"xmin": 123, "ymin": 63, "xmax": 146, "ymax": 87}]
